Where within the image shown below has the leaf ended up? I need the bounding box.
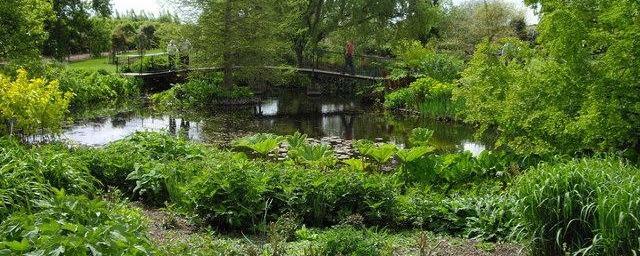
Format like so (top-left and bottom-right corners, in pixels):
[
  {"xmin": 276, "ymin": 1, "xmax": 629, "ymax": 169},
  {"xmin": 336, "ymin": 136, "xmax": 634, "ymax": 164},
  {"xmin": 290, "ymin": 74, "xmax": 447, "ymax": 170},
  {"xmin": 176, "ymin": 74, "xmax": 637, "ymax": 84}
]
[
  {"xmin": 5, "ymin": 239, "xmax": 29, "ymax": 251},
  {"xmin": 343, "ymin": 159, "xmax": 368, "ymax": 172},
  {"xmin": 409, "ymin": 128, "xmax": 434, "ymax": 147},
  {"xmin": 397, "ymin": 146, "xmax": 434, "ymax": 163}
]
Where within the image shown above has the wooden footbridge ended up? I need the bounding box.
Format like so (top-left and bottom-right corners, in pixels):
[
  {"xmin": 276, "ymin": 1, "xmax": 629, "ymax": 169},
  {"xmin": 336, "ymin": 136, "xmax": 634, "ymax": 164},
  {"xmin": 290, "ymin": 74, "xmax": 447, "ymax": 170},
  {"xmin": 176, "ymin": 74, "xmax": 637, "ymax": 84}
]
[{"xmin": 121, "ymin": 65, "xmax": 389, "ymax": 81}]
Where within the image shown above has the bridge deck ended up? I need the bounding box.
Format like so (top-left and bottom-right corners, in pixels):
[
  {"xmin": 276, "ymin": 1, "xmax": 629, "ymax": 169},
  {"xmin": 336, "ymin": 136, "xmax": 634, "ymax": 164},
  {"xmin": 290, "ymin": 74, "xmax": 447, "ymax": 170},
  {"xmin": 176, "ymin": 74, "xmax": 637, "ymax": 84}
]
[{"xmin": 121, "ymin": 66, "xmax": 388, "ymax": 81}]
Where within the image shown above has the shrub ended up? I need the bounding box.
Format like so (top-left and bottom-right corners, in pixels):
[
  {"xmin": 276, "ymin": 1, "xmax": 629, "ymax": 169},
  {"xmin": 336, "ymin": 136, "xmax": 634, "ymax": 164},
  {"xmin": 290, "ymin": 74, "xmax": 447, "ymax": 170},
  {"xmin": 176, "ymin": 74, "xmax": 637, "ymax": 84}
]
[
  {"xmin": 317, "ymin": 227, "xmax": 391, "ymax": 256},
  {"xmin": 390, "ymin": 41, "xmax": 464, "ymax": 83},
  {"xmin": 384, "ymin": 77, "xmax": 461, "ymax": 118},
  {"xmin": 0, "ymin": 191, "xmax": 154, "ymax": 255},
  {"xmin": 84, "ymin": 132, "xmax": 206, "ymax": 204},
  {"xmin": 52, "ymin": 68, "xmax": 140, "ymax": 108},
  {"xmin": 515, "ymin": 158, "xmax": 640, "ymax": 255},
  {"xmin": 287, "ymin": 142, "xmax": 337, "ymax": 170},
  {"xmin": 121, "ymin": 55, "xmax": 171, "ymax": 73},
  {"xmin": 0, "ymin": 69, "xmax": 72, "ymax": 137},
  {"xmin": 181, "ymin": 158, "xmax": 270, "ymax": 230},
  {"xmin": 151, "ymin": 75, "xmax": 254, "ymax": 109}
]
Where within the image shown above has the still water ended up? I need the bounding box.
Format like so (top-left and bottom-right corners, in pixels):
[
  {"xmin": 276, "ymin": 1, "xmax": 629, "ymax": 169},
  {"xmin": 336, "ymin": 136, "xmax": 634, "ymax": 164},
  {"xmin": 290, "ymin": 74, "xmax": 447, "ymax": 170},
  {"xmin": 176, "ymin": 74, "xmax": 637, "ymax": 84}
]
[{"xmin": 62, "ymin": 94, "xmax": 488, "ymax": 155}]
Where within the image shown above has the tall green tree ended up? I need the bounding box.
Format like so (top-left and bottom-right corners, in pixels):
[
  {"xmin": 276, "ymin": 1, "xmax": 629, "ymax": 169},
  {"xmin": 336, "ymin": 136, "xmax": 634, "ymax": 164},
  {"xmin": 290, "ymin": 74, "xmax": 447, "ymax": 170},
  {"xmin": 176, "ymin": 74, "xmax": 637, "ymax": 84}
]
[
  {"xmin": 275, "ymin": 0, "xmax": 402, "ymax": 66},
  {"xmin": 191, "ymin": 0, "xmax": 283, "ymax": 88},
  {"xmin": 43, "ymin": 0, "xmax": 113, "ymax": 59},
  {"xmin": 456, "ymin": 0, "xmax": 640, "ymax": 155},
  {"xmin": 0, "ymin": 0, "xmax": 53, "ymax": 61}
]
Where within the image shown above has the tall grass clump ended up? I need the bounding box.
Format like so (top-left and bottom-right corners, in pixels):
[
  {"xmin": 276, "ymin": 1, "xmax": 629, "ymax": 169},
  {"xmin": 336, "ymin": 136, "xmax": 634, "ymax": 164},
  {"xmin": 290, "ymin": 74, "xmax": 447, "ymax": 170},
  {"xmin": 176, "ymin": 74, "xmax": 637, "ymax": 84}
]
[
  {"xmin": 0, "ymin": 137, "xmax": 97, "ymax": 220},
  {"xmin": 515, "ymin": 158, "xmax": 640, "ymax": 255},
  {"xmin": 384, "ymin": 77, "xmax": 462, "ymax": 119}
]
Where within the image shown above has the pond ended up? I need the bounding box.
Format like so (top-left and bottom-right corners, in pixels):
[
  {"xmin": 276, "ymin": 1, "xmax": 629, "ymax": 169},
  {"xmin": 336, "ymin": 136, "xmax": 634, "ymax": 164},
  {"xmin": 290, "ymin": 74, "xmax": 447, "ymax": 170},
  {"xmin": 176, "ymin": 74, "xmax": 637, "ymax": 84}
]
[{"xmin": 61, "ymin": 93, "xmax": 489, "ymax": 156}]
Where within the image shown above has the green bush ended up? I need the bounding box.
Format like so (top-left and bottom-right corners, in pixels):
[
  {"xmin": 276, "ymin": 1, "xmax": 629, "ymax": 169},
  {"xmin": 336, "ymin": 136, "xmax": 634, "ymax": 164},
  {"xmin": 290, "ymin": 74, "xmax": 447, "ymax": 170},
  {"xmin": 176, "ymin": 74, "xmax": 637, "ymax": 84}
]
[
  {"xmin": 390, "ymin": 40, "xmax": 464, "ymax": 83},
  {"xmin": 0, "ymin": 69, "xmax": 72, "ymax": 137},
  {"xmin": 151, "ymin": 75, "xmax": 254, "ymax": 109},
  {"xmin": 84, "ymin": 132, "xmax": 206, "ymax": 204},
  {"xmin": 384, "ymin": 77, "xmax": 461, "ymax": 119},
  {"xmin": 181, "ymin": 158, "xmax": 270, "ymax": 230},
  {"xmin": 121, "ymin": 55, "xmax": 171, "ymax": 73},
  {"xmin": 0, "ymin": 191, "xmax": 154, "ymax": 255},
  {"xmin": 52, "ymin": 68, "xmax": 140, "ymax": 108},
  {"xmin": 0, "ymin": 138, "xmax": 97, "ymax": 220},
  {"xmin": 317, "ymin": 227, "xmax": 391, "ymax": 256},
  {"xmin": 515, "ymin": 158, "xmax": 640, "ymax": 255}
]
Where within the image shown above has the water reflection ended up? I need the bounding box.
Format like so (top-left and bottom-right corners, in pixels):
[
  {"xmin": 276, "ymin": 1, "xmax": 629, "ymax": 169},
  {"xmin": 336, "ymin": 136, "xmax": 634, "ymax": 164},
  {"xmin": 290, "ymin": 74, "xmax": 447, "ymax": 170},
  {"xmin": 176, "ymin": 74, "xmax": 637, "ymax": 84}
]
[
  {"xmin": 62, "ymin": 115, "xmax": 203, "ymax": 146},
  {"xmin": 61, "ymin": 94, "xmax": 489, "ymax": 155}
]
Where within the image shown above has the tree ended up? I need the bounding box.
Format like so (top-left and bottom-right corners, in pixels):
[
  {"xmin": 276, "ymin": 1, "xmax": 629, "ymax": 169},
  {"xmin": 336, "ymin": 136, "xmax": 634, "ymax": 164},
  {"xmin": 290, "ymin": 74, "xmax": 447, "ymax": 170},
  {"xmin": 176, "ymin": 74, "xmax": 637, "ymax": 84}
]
[
  {"xmin": 191, "ymin": 0, "xmax": 283, "ymax": 89},
  {"xmin": 0, "ymin": 0, "xmax": 53, "ymax": 61},
  {"xmin": 137, "ymin": 24, "xmax": 157, "ymax": 54},
  {"xmin": 456, "ymin": 0, "xmax": 640, "ymax": 155},
  {"xmin": 275, "ymin": 0, "xmax": 402, "ymax": 66},
  {"xmin": 43, "ymin": 0, "xmax": 113, "ymax": 59},
  {"xmin": 438, "ymin": 0, "xmax": 525, "ymax": 54}
]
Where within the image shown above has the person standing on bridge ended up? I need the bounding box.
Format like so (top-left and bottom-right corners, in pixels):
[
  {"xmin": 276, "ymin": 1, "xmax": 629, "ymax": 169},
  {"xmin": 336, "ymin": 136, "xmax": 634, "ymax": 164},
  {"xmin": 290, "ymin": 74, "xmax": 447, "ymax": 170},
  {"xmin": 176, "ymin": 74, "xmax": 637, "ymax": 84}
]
[
  {"xmin": 344, "ymin": 40, "xmax": 356, "ymax": 75},
  {"xmin": 167, "ymin": 40, "xmax": 178, "ymax": 70},
  {"xmin": 179, "ymin": 39, "xmax": 192, "ymax": 68}
]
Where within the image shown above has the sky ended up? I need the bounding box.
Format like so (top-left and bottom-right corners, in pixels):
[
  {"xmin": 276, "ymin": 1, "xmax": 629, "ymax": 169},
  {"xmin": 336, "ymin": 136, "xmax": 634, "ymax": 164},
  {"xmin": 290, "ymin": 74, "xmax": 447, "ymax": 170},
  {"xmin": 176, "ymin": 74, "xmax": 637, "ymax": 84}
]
[{"xmin": 113, "ymin": 0, "xmax": 539, "ymax": 24}]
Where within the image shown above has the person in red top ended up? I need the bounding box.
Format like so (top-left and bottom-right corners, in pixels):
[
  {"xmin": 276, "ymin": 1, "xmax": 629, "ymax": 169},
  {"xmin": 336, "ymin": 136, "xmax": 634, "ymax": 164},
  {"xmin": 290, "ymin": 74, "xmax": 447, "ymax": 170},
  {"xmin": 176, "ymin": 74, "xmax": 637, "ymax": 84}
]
[{"xmin": 345, "ymin": 40, "xmax": 355, "ymax": 75}]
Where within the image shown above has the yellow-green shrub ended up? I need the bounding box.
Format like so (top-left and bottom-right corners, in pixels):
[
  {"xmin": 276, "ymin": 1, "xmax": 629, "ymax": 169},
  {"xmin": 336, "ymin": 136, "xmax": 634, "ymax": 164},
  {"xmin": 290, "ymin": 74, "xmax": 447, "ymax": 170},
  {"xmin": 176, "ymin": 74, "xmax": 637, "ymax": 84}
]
[{"xmin": 0, "ymin": 69, "xmax": 72, "ymax": 137}]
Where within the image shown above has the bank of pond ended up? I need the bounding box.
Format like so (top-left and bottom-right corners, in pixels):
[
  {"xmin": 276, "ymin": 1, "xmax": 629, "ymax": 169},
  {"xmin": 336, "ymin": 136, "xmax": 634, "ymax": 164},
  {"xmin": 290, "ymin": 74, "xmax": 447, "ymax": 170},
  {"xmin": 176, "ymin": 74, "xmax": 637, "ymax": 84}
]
[{"xmin": 1, "ymin": 130, "xmax": 639, "ymax": 255}]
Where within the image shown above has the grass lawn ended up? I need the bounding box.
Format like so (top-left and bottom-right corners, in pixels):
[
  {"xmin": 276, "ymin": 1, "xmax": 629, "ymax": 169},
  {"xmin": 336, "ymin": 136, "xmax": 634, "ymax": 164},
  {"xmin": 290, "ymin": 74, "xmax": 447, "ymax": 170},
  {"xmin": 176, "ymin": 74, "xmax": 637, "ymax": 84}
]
[{"xmin": 66, "ymin": 49, "xmax": 165, "ymax": 73}]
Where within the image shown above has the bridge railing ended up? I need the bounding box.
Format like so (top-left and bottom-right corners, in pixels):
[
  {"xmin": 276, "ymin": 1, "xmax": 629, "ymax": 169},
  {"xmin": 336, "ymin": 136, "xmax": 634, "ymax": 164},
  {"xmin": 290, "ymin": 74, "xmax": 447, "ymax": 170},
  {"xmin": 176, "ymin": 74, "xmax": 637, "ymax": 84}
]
[
  {"xmin": 115, "ymin": 49, "xmax": 393, "ymax": 79},
  {"xmin": 302, "ymin": 49, "xmax": 391, "ymax": 79}
]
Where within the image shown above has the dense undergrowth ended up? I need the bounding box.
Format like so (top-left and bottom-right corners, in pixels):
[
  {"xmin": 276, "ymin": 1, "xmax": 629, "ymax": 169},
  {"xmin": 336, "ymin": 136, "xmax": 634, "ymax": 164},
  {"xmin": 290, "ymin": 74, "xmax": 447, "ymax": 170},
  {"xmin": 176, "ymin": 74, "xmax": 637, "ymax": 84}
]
[
  {"xmin": 151, "ymin": 73, "xmax": 254, "ymax": 110},
  {"xmin": 2, "ymin": 131, "xmax": 638, "ymax": 255}
]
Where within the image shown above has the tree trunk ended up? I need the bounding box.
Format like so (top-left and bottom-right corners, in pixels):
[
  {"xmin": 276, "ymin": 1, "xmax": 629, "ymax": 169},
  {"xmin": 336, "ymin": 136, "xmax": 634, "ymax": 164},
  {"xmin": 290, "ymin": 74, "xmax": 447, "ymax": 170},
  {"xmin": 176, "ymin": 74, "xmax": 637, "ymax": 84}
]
[
  {"xmin": 222, "ymin": 0, "xmax": 234, "ymax": 89},
  {"xmin": 294, "ymin": 44, "xmax": 305, "ymax": 67}
]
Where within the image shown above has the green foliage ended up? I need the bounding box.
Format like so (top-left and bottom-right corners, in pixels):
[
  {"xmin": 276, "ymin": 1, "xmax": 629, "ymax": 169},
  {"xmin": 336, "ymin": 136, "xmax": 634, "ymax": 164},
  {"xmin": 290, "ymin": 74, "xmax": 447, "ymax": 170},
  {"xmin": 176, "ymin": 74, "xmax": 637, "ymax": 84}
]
[
  {"xmin": 317, "ymin": 227, "xmax": 391, "ymax": 256},
  {"xmin": 389, "ymin": 41, "xmax": 464, "ymax": 82},
  {"xmin": 0, "ymin": 69, "xmax": 73, "ymax": 137},
  {"xmin": 455, "ymin": 0, "xmax": 640, "ymax": 155},
  {"xmin": 396, "ymin": 146, "xmax": 434, "ymax": 163},
  {"xmin": 121, "ymin": 56, "xmax": 171, "ymax": 73},
  {"xmin": 52, "ymin": 68, "xmax": 141, "ymax": 108},
  {"xmin": 515, "ymin": 158, "xmax": 640, "ymax": 255},
  {"xmin": 436, "ymin": 0, "xmax": 528, "ymax": 55},
  {"xmin": 288, "ymin": 143, "xmax": 337, "ymax": 170},
  {"xmin": 385, "ymin": 77, "xmax": 461, "ymax": 119},
  {"xmin": 409, "ymin": 127, "xmax": 435, "ymax": 147},
  {"xmin": 181, "ymin": 158, "xmax": 270, "ymax": 230},
  {"xmin": 285, "ymin": 131, "xmax": 308, "ymax": 149},
  {"xmin": 0, "ymin": 137, "xmax": 98, "ymax": 221},
  {"xmin": 354, "ymin": 140, "xmax": 398, "ymax": 164},
  {"xmin": 0, "ymin": 0, "xmax": 53, "ymax": 61},
  {"xmin": 342, "ymin": 159, "xmax": 369, "ymax": 172},
  {"xmin": 463, "ymin": 195, "xmax": 519, "ymax": 242},
  {"xmin": 151, "ymin": 76, "xmax": 254, "ymax": 109},
  {"xmin": 84, "ymin": 132, "xmax": 207, "ymax": 205},
  {"xmin": 233, "ymin": 133, "xmax": 284, "ymax": 156},
  {"xmin": 0, "ymin": 191, "xmax": 154, "ymax": 255}
]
